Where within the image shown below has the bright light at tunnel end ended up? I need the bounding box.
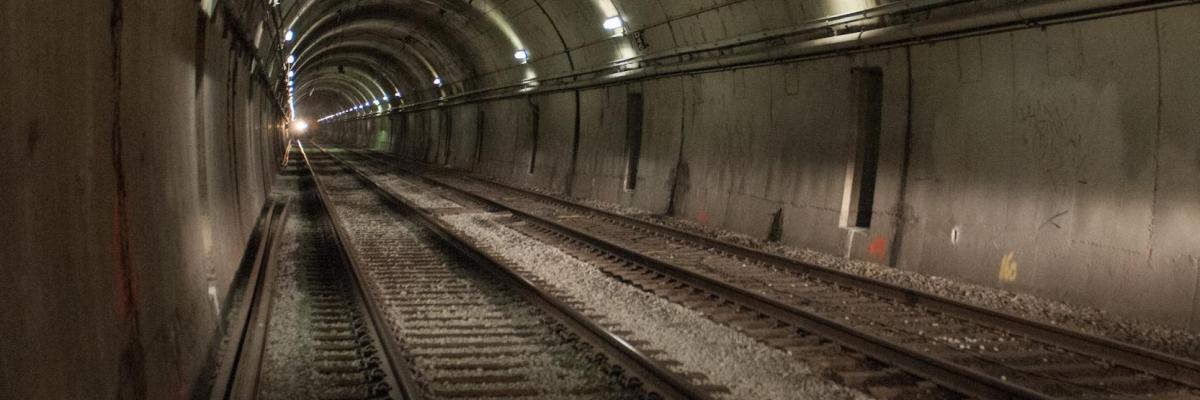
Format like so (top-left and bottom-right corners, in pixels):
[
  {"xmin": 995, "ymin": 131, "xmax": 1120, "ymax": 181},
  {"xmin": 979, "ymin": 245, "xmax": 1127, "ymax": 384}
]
[{"xmin": 291, "ymin": 120, "xmax": 309, "ymax": 134}]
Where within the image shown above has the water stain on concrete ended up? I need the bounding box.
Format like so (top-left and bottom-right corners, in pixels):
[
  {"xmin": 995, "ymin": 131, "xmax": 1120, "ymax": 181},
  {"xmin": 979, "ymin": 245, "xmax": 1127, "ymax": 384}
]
[{"xmin": 26, "ymin": 119, "xmax": 39, "ymax": 156}]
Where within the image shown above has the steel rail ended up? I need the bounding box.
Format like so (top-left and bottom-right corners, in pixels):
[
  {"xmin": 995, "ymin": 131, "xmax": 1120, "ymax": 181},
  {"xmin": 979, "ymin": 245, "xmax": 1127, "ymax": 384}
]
[
  {"xmin": 341, "ymin": 152, "xmax": 1055, "ymax": 399},
  {"xmin": 298, "ymin": 141, "xmax": 424, "ymax": 400},
  {"xmin": 311, "ymin": 144, "xmax": 714, "ymax": 400},
  {"xmin": 210, "ymin": 199, "xmax": 289, "ymax": 400},
  {"xmin": 336, "ymin": 148, "xmax": 1167, "ymax": 399},
  {"xmin": 355, "ymin": 148, "xmax": 1200, "ymax": 391},
  {"xmin": 208, "ymin": 199, "xmax": 279, "ymax": 400}
]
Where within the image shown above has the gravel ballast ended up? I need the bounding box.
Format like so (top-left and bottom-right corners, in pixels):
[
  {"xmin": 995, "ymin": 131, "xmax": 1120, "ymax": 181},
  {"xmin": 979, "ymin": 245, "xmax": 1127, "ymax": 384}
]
[
  {"xmin": 317, "ymin": 169, "xmax": 650, "ymax": 399},
  {"xmin": 442, "ymin": 212, "xmax": 870, "ymax": 400},
  {"xmin": 469, "ymin": 173, "xmax": 1200, "ymax": 361},
  {"xmin": 371, "ymin": 173, "xmax": 461, "ymax": 209},
  {"xmin": 257, "ymin": 201, "xmax": 323, "ymax": 399}
]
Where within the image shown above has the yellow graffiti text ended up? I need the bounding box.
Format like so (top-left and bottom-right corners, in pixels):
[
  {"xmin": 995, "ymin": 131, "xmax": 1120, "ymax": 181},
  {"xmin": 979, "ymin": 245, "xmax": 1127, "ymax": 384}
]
[{"xmin": 998, "ymin": 252, "xmax": 1018, "ymax": 283}]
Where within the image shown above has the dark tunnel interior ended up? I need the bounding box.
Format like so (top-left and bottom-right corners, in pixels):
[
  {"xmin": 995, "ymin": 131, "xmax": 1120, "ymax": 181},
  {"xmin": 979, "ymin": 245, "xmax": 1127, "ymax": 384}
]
[{"xmin": 5, "ymin": 1, "xmax": 1200, "ymax": 398}]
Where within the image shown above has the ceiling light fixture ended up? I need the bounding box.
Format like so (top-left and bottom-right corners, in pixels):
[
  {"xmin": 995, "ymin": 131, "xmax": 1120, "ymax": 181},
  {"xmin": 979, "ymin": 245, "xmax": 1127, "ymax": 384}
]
[{"xmin": 603, "ymin": 16, "xmax": 623, "ymax": 31}]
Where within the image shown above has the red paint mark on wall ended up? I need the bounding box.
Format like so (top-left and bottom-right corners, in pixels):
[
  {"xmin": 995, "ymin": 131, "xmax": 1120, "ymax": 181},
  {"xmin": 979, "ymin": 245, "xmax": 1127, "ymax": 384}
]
[
  {"xmin": 112, "ymin": 195, "xmax": 147, "ymax": 399},
  {"xmin": 696, "ymin": 210, "xmax": 711, "ymax": 225},
  {"xmin": 112, "ymin": 200, "xmax": 138, "ymax": 319},
  {"xmin": 868, "ymin": 235, "xmax": 888, "ymax": 261}
]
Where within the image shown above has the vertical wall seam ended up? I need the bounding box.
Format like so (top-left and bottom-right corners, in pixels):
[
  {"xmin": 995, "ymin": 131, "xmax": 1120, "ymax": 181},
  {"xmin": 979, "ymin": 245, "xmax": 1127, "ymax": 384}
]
[
  {"xmin": 228, "ymin": 49, "xmax": 245, "ymax": 230},
  {"xmin": 565, "ymin": 90, "xmax": 582, "ymax": 195},
  {"xmin": 109, "ymin": 0, "xmax": 148, "ymax": 397},
  {"xmin": 1149, "ymin": 11, "xmax": 1169, "ymax": 320},
  {"xmin": 889, "ymin": 47, "xmax": 916, "ymax": 268},
  {"xmin": 1149, "ymin": 10, "xmax": 1163, "ymax": 263},
  {"xmin": 665, "ymin": 77, "xmax": 690, "ymax": 217},
  {"xmin": 529, "ymin": 0, "xmax": 578, "ymax": 191},
  {"xmin": 530, "ymin": 0, "xmax": 574, "ymax": 70}
]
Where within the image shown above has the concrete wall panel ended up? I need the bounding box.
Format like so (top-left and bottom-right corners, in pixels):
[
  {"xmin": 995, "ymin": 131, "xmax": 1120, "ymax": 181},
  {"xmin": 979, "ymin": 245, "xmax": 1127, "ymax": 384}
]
[
  {"xmin": 522, "ymin": 91, "xmax": 577, "ymax": 192},
  {"xmin": 447, "ymin": 104, "xmax": 483, "ymax": 170},
  {"xmin": 631, "ymin": 77, "xmax": 686, "ymax": 213},
  {"xmin": 1, "ymin": 2, "xmax": 123, "ymax": 398},
  {"xmin": 1, "ymin": 2, "xmax": 284, "ymax": 398},
  {"xmin": 1155, "ymin": 6, "xmax": 1200, "ymax": 330},
  {"xmin": 476, "ymin": 98, "xmax": 526, "ymax": 179},
  {"xmin": 565, "ymin": 79, "xmax": 683, "ymax": 212},
  {"xmin": 572, "ymin": 85, "xmax": 630, "ymax": 204},
  {"xmin": 906, "ymin": 12, "xmax": 1190, "ymax": 325}
]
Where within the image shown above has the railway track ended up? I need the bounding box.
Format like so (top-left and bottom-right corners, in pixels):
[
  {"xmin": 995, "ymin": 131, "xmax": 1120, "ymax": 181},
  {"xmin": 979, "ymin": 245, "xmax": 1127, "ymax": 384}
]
[
  {"xmin": 210, "ymin": 157, "xmax": 414, "ymax": 400},
  {"xmin": 298, "ymin": 142, "xmax": 709, "ymax": 399},
  {"xmin": 327, "ymin": 146, "xmax": 1200, "ymax": 400}
]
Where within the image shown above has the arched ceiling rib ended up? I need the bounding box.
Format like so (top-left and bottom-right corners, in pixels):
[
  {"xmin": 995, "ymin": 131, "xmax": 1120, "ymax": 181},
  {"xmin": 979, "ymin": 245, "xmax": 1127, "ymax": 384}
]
[
  {"xmin": 298, "ymin": 54, "xmax": 405, "ymax": 96},
  {"xmin": 289, "ymin": 2, "xmax": 485, "ymax": 84},
  {"xmin": 297, "ymin": 76, "xmax": 374, "ymax": 108},
  {"xmin": 260, "ymin": 0, "xmax": 1015, "ymax": 125},
  {"xmin": 298, "ymin": 69, "xmax": 385, "ymax": 106},
  {"xmin": 298, "ymin": 41, "xmax": 431, "ymax": 95},
  {"xmin": 302, "ymin": 88, "xmax": 359, "ymax": 118},
  {"xmin": 294, "ymin": 0, "xmax": 846, "ymax": 122},
  {"xmin": 285, "ymin": 0, "xmax": 567, "ymax": 121}
]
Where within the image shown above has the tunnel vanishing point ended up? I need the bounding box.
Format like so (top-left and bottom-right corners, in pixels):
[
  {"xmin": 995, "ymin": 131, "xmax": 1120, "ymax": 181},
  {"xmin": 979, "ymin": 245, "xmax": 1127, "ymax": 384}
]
[{"xmin": 5, "ymin": 0, "xmax": 1200, "ymax": 399}]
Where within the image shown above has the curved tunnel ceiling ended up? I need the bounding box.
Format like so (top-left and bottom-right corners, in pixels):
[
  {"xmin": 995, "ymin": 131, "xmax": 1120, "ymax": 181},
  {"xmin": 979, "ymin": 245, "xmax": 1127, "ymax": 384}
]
[
  {"xmin": 277, "ymin": 0, "xmax": 917, "ymax": 123},
  {"xmin": 281, "ymin": 0, "xmax": 619, "ymax": 122}
]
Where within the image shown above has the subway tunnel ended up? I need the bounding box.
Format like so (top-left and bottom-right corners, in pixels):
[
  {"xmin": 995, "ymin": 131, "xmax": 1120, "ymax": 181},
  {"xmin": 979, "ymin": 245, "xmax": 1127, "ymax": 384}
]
[{"xmin": 5, "ymin": 0, "xmax": 1200, "ymax": 398}]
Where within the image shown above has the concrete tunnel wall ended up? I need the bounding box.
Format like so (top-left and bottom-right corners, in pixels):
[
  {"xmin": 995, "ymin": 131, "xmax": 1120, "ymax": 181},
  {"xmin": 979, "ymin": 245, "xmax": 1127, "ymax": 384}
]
[
  {"xmin": 2, "ymin": 2, "xmax": 287, "ymax": 399},
  {"xmin": 318, "ymin": 4, "xmax": 1200, "ymax": 332}
]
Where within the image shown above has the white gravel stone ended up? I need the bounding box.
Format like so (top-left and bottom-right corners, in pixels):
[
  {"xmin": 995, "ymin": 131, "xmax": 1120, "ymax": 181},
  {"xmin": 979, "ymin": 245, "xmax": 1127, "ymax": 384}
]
[
  {"xmin": 469, "ymin": 177, "xmax": 1200, "ymax": 361},
  {"xmin": 442, "ymin": 213, "xmax": 870, "ymax": 400},
  {"xmin": 257, "ymin": 204, "xmax": 324, "ymax": 400},
  {"xmin": 372, "ymin": 174, "xmax": 462, "ymax": 209},
  {"xmin": 643, "ymin": 215, "xmax": 1200, "ymax": 360}
]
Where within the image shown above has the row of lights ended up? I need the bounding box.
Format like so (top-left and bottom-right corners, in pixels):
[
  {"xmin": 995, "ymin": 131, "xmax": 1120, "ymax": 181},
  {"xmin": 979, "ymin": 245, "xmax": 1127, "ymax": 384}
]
[
  {"xmin": 508, "ymin": 17, "xmax": 622, "ymax": 64},
  {"xmin": 283, "ymin": 14, "xmax": 623, "ymax": 77},
  {"xmin": 284, "ymin": 26, "xmax": 298, "ymax": 116},
  {"xmin": 303, "ymin": 16, "xmax": 628, "ymax": 124},
  {"xmin": 318, "ymin": 89, "xmax": 404, "ymax": 122},
  {"xmin": 286, "ymin": 53, "xmax": 296, "ymax": 117}
]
